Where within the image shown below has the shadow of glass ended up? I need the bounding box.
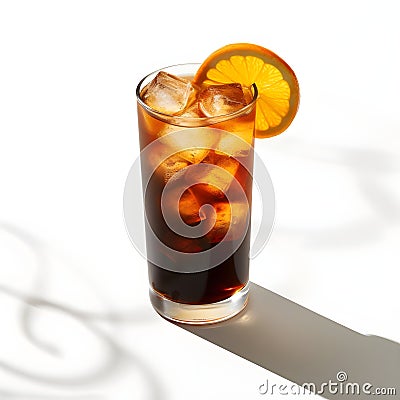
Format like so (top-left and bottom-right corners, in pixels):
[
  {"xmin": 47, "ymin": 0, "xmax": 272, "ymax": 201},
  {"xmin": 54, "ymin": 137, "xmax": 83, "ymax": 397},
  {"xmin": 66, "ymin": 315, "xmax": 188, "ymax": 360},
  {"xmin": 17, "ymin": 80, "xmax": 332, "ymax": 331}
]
[{"xmin": 178, "ymin": 282, "xmax": 399, "ymax": 399}]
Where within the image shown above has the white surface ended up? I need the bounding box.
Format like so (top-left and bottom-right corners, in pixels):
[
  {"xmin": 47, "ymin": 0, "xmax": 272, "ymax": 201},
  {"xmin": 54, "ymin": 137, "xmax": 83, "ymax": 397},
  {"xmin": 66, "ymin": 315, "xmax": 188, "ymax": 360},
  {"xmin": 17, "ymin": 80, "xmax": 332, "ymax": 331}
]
[{"xmin": 0, "ymin": 1, "xmax": 399, "ymax": 399}]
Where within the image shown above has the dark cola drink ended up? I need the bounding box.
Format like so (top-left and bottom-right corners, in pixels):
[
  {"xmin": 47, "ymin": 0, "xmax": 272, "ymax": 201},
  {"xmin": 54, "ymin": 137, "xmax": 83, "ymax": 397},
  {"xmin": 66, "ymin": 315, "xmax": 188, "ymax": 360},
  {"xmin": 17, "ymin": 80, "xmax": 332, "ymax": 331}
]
[{"xmin": 136, "ymin": 64, "xmax": 257, "ymax": 323}]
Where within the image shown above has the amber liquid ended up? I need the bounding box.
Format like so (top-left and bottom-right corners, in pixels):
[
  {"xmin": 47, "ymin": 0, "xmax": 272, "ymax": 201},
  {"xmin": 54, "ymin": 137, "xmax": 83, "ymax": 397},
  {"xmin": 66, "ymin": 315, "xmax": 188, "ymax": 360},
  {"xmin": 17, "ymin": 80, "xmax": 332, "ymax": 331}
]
[{"xmin": 138, "ymin": 81, "xmax": 255, "ymax": 305}]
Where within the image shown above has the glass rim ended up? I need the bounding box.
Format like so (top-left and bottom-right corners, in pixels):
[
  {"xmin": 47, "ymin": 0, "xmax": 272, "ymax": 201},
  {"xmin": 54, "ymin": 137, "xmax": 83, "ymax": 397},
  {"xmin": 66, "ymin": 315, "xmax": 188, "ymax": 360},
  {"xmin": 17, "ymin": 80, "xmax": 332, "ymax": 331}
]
[{"xmin": 136, "ymin": 63, "xmax": 258, "ymax": 127}]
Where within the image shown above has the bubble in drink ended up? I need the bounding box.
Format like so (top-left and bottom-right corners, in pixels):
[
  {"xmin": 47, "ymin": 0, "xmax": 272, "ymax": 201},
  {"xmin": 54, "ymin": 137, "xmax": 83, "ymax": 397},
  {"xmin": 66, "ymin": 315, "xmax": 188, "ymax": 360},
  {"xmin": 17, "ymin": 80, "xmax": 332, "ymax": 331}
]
[
  {"xmin": 143, "ymin": 71, "xmax": 195, "ymax": 115},
  {"xmin": 198, "ymin": 83, "xmax": 247, "ymax": 117}
]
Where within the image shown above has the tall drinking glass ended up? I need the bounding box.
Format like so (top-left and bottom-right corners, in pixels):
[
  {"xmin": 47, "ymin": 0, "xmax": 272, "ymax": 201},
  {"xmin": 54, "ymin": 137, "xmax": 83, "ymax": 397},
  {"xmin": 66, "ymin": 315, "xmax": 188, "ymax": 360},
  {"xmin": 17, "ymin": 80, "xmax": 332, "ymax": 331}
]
[{"xmin": 136, "ymin": 64, "xmax": 258, "ymax": 324}]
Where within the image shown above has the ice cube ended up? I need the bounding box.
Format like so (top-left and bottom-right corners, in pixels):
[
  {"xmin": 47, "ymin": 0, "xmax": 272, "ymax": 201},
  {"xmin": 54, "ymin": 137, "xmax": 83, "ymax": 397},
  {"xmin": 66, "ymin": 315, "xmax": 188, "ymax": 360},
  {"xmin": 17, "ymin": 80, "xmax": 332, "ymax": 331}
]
[
  {"xmin": 215, "ymin": 154, "xmax": 240, "ymax": 177},
  {"xmin": 205, "ymin": 201, "xmax": 249, "ymax": 243},
  {"xmin": 163, "ymin": 157, "xmax": 189, "ymax": 182},
  {"xmin": 178, "ymin": 189, "xmax": 202, "ymax": 226},
  {"xmin": 198, "ymin": 83, "xmax": 247, "ymax": 117},
  {"xmin": 178, "ymin": 148, "xmax": 209, "ymax": 164},
  {"xmin": 149, "ymin": 151, "xmax": 189, "ymax": 183},
  {"xmin": 142, "ymin": 71, "xmax": 194, "ymax": 115},
  {"xmin": 161, "ymin": 185, "xmax": 202, "ymax": 226},
  {"xmin": 185, "ymin": 155, "xmax": 239, "ymax": 198},
  {"xmin": 158, "ymin": 126, "xmax": 215, "ymax": 164},
  {"xmin": 180, "ymin": 103, "xmax": 202, "ymax": 118}
]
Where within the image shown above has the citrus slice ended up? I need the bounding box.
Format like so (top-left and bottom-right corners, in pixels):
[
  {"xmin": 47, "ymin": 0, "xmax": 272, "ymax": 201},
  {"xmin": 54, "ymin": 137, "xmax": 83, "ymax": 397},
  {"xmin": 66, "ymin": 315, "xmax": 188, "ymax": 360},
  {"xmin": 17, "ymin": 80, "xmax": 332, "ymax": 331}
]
[{"xmin": 193, "ymin": 43, "xmax": 299, "ymax": 138}]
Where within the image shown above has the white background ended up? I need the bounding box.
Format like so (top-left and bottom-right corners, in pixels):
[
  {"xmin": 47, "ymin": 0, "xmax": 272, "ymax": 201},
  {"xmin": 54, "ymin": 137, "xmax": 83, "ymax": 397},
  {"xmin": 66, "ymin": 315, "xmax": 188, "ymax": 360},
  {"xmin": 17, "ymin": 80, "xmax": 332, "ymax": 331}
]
[{"xmin": 0, "ymin": 0, "xmax": 399, "ymax": 399}]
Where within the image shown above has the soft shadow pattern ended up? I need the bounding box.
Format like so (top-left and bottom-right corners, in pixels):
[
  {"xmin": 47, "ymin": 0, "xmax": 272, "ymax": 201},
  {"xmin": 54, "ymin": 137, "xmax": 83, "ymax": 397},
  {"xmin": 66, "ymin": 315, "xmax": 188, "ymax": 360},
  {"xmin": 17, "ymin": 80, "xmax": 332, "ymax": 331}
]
[
  {"xmin": 178, "ymin": 282, "xmax": 400, "ymax": 400},
  {"xmin": 0, "ymin": 286, "xmax": 163, "ymax": 400},
  {"xmin": 0, "ymin": 390, "xmax": 103, "ymax": 399},
  {"xmin": 0, "ymin": 222, "xmax": 163, "ymax": 400},
  {"xmin": 271, "ymin": 138, "xmax": 400, "ymax": 250}
]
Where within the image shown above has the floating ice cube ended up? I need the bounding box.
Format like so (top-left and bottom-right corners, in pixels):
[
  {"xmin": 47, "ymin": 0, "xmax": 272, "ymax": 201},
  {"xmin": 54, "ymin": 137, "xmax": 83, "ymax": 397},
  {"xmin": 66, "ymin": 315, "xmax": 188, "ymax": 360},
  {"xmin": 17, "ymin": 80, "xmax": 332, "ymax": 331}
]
[
  {"xmin": 205, "ymin": 201, "xmax": 249, "ymax": 243},
  {"xmin": 178, "ymin": 148, "xmax": 209, "ymax": 164},
  {"xmin": 158, "ymin": 127, "xmax": 216, "ymax": 164},
  {"xmin": 215, "ymin": 154, "xmax": 240, "ymax": 177},
  {"xmin": 185, "ymin": 155, "xmax": 239, "ymax": 200},
  {"xmin": 161, "ymin": 185, "xmax": 202, "ymax": 226},
  {"xmin": 162, "ymin": 157, "xmax": 189, "ymax": 182},
  {"xmin": 178, "ymin": 190, "xmax": 202, "ymax": 226},
  {"xmin": 214, "ymin": 130, "xmax": 254, "ymax": 158},
  {"xmin": 142, "ymin": 71, "xmax": 194, "ymax": 115},
  {"xmin": 149, "ymin": 150, "xmax": 189, "ymax": 183},
  {"xmin": 180, "ymin": 103, "xmax": 203, "ymax": 118},
  {"xmin": 198, "ymin": 83, "xmax": 247, "ymax": 117}
]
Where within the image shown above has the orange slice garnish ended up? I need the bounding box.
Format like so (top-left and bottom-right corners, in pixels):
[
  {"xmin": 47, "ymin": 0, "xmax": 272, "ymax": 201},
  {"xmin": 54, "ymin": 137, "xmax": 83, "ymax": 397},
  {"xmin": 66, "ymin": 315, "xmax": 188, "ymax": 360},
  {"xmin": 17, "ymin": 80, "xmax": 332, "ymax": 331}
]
[{"xmin": 193, "ymin": 43, "xmax": 299, "ymax": 138}]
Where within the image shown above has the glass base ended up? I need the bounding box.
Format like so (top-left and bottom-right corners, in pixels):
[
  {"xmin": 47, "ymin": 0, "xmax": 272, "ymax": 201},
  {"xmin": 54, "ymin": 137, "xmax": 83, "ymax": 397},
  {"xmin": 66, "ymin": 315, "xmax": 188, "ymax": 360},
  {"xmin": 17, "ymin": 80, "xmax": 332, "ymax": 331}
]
[{"xmin": 149, "ymin": 282, "xmax": 249, "ymax": 325}]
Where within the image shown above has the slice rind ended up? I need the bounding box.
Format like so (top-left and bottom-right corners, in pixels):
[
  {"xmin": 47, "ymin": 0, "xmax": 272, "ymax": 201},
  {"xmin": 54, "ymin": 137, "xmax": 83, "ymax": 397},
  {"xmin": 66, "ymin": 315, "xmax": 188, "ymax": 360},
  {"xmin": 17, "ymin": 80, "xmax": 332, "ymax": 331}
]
[{"xmin": 193, "ymin": 43, "xmax": 299, "ymax": 138}]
